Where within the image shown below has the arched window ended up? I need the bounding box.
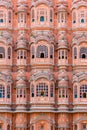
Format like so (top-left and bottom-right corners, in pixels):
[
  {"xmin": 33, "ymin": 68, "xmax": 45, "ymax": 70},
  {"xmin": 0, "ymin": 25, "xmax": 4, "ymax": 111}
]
[
  {"xmin": 0, "ymin": 85, "xmax": 5, "ymax": 98},
  {"xmin": 36, "ymin": 45, "xmax": 48, "ymax": 58},
  {"xmin": 80, "ymin": 85, "xmax": 87, "ymax": 98},
  {"xmin": 62, "ymin": 50, "xmax": 64, "ymax": 59},
  {"xmin": 81, "ymin": 19, "xmax": 84, "ymax": 23},
  {"xmin": 58, "ymin": 88, "xmax": 67, "ymax": 98},
  {"xmin": 50, "ymin": 84, "xmax": 53, "ymax": 97},
  {"xmin": 20, "ymin": 50, "xmax": 23, "ymax": 59},
  {"xmin": 80, "ymin": 47, "xmax": 87, "ymax": 59},
  {"xmin": 7, "ymin": 125, "xmax": 10, "ymax": 130},
  {"xmin": 40, "ymin": 16, "xmax": 44, "ymax": 22},
  {"xmin": 31, "ymin": 46, "xmax": 35, "ymax": 59},
  {"xmin": 36, "ymin": 83, "xmax": 48, "ymax": 97},
  {"xmin": 74, "ymin": 125, "xmax": 77, "ymax": 130},
  {"xmin": 58, "ymin": 51, "xmax": 61, "ymax": 59},
  {"xmin": 0, "ymin": 124, "xmax": 2, "ymax": 130},
  {"xmin": 18, "ymin": 13, "xmax": 26, "ymax": 23},
  {"xmin": 7, "ymin": 85, "xmax": 10, "ymax": 98},
  {"xmin": 17, "ymin": 50, "xmax": 26, "ymax": 59},
  {"xmin": 50, "ymin": 9, "xmax": 53, "ymax": 22},
  {"xmin": 24, "ymin": 51, "xmax": 26, "ymax": 59},
  {"xmin": 0, "ymin": 11, "xmax": 5, "ymax": 24},
  {"xmin": 31, "ymin": 9, "xmax": 35, "ymax": 22},
  {"xmin": 74, "ymin": 47, "xmax": 77, "ymax": 59},
  {"xmin": 0, "ymin": 47, "xmax": 5, "ymax": 58},
  {"xmin": 74, "ymin": 86, "xmax": 77, "ymax": 98},
  {"xmin": 80, "ymin": 11, "xmax": 85, "ymax": 23},
  {"xmin": 51, "ymin": 126, "xmax": 53, "ymax": 130},
  {"xmin": 50, "ymin": 46, "xmax": 53, "ymax": 58},
  {"xmin": 32, "ymin": 126, "xmax": 34, "ymax": 130},
  {"xmin": 17, "ymin": 89, "xmax": 26, "ymax": 98},
  {"xmin": 8, "ymin": 11, "xmax": 12, "ymax": 23},
  {"xmin": 73, "ymin": 12, "xmax": 76, "ymax": 24},
  {"xmin": 41, "ymin": 126, "xmax": 44, "ymax": 130},
  {"xmin": 8, "ymin": 47, "xmax": 11, "ymax": 59},
  {"xmin": 31, "ymin": 84, "xmax": 34, "ymax": 97},
  {"xmin": 59, "ymin": 89, "xmax": 61, "ymax": 98}
]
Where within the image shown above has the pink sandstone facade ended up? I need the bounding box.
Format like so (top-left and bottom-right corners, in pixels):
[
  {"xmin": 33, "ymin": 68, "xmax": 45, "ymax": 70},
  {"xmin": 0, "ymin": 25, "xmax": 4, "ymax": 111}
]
[{"xmin": 0, "ymin": 0, "xmax": 87, "ymax": 130}]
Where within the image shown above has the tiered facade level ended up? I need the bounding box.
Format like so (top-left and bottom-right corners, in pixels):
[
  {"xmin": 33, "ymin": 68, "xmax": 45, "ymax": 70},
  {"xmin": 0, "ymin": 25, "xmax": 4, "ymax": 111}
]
[{"xmin": 0, "ymin": 0, "xmax": 87, "ymax": 130}]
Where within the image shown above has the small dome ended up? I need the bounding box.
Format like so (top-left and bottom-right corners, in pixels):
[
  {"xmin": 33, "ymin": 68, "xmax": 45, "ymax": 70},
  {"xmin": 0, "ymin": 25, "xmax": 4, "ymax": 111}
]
[
  {"xmin": 17, "ymin": 3, "xmax": 28, "ymax": 12},
  {"xmin": 0, "ymin": 0, "xmax": 13, "ymax": 9},
  {"xmin": 58, "ymin": 40, "xmax": 68, "ymax": 49},
  {"xmin": 58, "ymin": 70, "xmax": 68, "ymax": 81},
  {"xmin": 58, "ymin": 4, "xmax": 67, "ymax": 11},
  {"xmin": 16, "ymin": 33, "xmax": 27, "ymax": 50},
  {"xmin": 58, "ymin": 79, "xmax": 68, "ymax": 87}
]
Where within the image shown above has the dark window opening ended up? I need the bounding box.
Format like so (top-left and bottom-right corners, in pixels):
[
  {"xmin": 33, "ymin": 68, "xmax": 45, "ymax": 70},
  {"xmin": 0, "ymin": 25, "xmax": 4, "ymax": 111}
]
[
  {"xmin": 32, "ymin": 19, "xmax": 35, "ymax": 22},
  {"xmin": 9, "ymin": 20, "xmax": 11, "ymax": 23},
  {"xmin": 32, "ymin": 55, "xmax": 34, "ymax": 59},
  {"xmin": 0, "ymin": 19, "xmax": 3, "ymax": 23},
  {"xmin": 20, "ymin": 56, "xmax": 23, "ymax": 59},
  {"xmin": 62, "ymin": 56, "xmax": 64, "ymax": 59},
  {"xmin": 83, "ymin": 93, "xmax": 86, "ymax": 98},
  {"xmin": 82, "ymin": 54, "xmax": 86, "ymax": 59},
  {"xmin": 59, "ymin": 56, "xmax": 61, "ymax": 59},
  {"xmin": 50, "ymin": 55, "xmax": 53, "ymax": 58},
  {"xmin": 81, "ymin": 19, "xmax": 84, "ymax": 23},
  {"xmin": 7, "ymin": 94, "xmax": 10, "ymax": 98},
  {"xmin": 41, "ymin": 91, "xmax": 44, "ymax": 97},
  {"xmin": 74, "ymin": 56, "xmax": 77, "ymax": 59},
  {"xmin": 0, "ymin": 54, "xmax": 3, "ymax": 58},
  {"xmin": 24, "ymin": 56, "xmax": 26, "ymax": 59},
  {"xmin": 40, "ymin": 16, "xmax": 44, "ymax": 22},
  {"xmin": 40, "ymin": 53, "xmax": 44, "ymax": 58},
  {"xmin": 32, "ymin": 93, "xmax": 34, "ymax": 97},
  {"xmin": 73, "ymin": 20, "xmax": 76, "ymax": 23},
  {"xmin": 50, "ymin": 19, "xmax": 52, "ymax": 22},
  {"xmin": 8, "ymin": 56, "xmax": 11, "ymax": 59}
]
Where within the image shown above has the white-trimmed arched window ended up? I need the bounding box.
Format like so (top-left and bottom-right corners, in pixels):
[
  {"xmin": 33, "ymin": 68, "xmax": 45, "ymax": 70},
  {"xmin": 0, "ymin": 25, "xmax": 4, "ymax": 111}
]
[
  {"xmin": 0, "ymin": 10, "xmax": 6, "ymax": 24},
  {"xmin": 36, "ymin": 45, "xmax": 48, "ymax": 58},
  {"xmin": 74, "ymin": 47, "xmax": 77, "ymax": 59},
  {"xmin": 0, "ymin": 84, "xmax": 5, "ymax": 98},
  {"xmin": 36, "ymin": 83, "xmax": 48, "ymax": 97},
  {"xmin": 74, "ymin": 85, "xmax": 77, "ymax": 98},
  {"xmin": 72, "ymin": 12, "xmax": 76, "ymax": 24},
  {"xmin": 18, "ymin": 13, "xmax": 26, "ymax": 23},
  {"xmin": 0, "ymin": 124, "xmax": 2, "ymax": 130},
  {"xmin": 31, "ymin": 46, "xmax": 35, "ymax": 59},
  {"xmin": 50, "ymin": 84, "xmax": 53, "ymax": 97},
  {"xmin": 7, "ymin": 85, "xmax": 10, "ymax": 98},
  {"xmin": 0, "ymin": 47, "xmax": 5, "ymax": 58},
  {"xmin": 17, "ymin": 88, "xmax": 26, "ymax": 98},
  {"xmin": 80, "ymin": 47, "xmax": 87, "ymax": 59},
  {"xmin": 31, "ymin": 84, "xmax": 34, "ymax": 97},
  {"xmin": 50, "ymin": 9, "xmax": 53, "ymax": 22},
  {"xmin": 80, "ymin": 85, "xmax": 87, "ymax": 98},
  {"xmin": 31, "ymin": 9, "xmax": 35, "ymax": 22},
  {"xmin": 50, "ymin": 46, "xmax": 53, "ymax": 58},
  {"xmin": 8, "ymin": 47, "xmax": 11, "ymax": 59},
  {"xmin": 8, "ymin": 11, "xmax": 12, "ymax": 24},
  {"xmin": 17, "ymin": 50, "xmax": 26, "ymax": 59}
]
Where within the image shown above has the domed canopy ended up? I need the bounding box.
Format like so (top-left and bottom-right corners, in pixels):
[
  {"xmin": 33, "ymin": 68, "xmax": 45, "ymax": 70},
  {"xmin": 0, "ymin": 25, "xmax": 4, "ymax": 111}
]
[
  {"xmin": 58, "ymin": 79, "xmax": 68, "ymax": 88},
  {"xmin": 31, "ymin": 0, "xmax": 53, "ymax": 7},
  {"xmin": 58, "ymin": 70, "xmax": 68, "ymax": 81},
  {"xmin": 0, "ymin": 0, "xmax": 13, "ymax": 9},
  {"xmin": 72, "ymin": 0, "xmax": 87, "ymax": 9}
]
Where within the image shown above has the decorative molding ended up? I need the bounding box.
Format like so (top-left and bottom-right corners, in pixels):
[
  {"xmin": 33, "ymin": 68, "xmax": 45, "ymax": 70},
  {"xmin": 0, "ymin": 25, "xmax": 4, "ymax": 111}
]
[
  {"xmin": 73, "ymin": 72, "xmax": 87, "ymax": 83},
  {"xmin": 30, "ymin": 30, "xmax": 54, "ymax": 44},
  {"xmin": 72, "ymin": 32, "xmax": 87, "ymax": 46},
  {"xmin": 29, "ymin": 71, "xmax": 54, "ymax": 81}
]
